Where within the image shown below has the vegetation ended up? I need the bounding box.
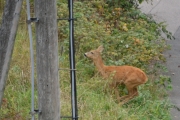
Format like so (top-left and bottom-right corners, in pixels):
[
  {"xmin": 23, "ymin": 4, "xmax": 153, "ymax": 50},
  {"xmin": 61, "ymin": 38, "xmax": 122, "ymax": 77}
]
[{"xmin": 0, "ymin": 0, "xmax": 172, "ymax": 119}]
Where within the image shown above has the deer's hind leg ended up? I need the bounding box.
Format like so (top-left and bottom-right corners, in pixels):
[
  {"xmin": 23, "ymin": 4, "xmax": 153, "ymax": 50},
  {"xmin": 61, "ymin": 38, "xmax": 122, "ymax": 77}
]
[
  {"xmin": 118, "ymin": 86, "xmax": 133, "ymax": 103},
  {"xmin": 118, "ymin": 75, "xmax": 142, "ymax": 104},
  {"xmin": 119, "ymin": 87, "xmax": 138, "ymax": 105},
  {"xmin": 118, "ymin": 81, "xmax": 137, "ymax": 102},
  {"xmin": 109, "ymin": 82, "xmax": 121, "ymax": 102}
]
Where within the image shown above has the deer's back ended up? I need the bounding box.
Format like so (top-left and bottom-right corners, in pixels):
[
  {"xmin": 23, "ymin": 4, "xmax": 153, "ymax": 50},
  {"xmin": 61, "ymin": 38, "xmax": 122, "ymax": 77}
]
[{"xmin": 104, "ymin": 65, "xmax": 148, "ymax": 84}]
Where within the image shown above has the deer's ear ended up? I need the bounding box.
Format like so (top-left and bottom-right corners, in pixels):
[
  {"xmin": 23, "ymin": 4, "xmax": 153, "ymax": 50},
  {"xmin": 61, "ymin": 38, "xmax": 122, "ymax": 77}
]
[{"xmin": 97, "ymin": 45, "xmax": 104, "ymax": 53}]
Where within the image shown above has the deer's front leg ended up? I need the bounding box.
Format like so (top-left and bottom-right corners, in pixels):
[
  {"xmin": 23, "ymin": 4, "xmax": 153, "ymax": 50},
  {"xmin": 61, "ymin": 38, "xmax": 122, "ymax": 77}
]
[{"xmin": 109, "ymin": 82, "xmax": 121, "ymax": 102}]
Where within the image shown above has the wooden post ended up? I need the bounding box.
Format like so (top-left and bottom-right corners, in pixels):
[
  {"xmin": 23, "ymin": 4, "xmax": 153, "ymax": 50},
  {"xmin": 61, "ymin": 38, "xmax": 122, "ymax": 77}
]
[
  {"xmin": 0, "ymin": 0, "xmax": 23, "ymax": 107},
  {"xmin": 34, "ymin": 0, "xmax": 60, "ymax": 119}
]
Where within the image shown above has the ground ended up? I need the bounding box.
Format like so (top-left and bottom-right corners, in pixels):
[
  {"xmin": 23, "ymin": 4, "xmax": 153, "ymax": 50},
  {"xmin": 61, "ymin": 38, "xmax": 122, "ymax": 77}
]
[{"xmin": 140, "ymin": 0, "xmax": 180, "ymax": 119}]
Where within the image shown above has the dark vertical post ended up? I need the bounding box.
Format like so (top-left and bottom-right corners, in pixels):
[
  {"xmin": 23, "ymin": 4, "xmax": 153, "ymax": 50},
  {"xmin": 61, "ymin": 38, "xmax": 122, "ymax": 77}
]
[
  {"xmin": 68, "ymin": 0, "xmax": 78, "ymax": 120},
  {"xmin": 34, "ymin": 0, "xmax": 60, "ymax": 119}
]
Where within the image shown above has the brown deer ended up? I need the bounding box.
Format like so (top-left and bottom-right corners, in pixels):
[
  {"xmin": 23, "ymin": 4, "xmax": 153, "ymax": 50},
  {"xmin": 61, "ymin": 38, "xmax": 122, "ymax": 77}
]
[{"xmin": 84, "ymin": 45, "xmax": 148, "ymax": 105}]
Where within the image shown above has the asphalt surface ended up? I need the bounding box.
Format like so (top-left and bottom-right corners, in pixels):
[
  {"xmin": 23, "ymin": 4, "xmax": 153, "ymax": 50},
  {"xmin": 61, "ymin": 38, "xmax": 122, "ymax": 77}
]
[{"xmin": 139, "ymin": 0, "xmax": 180, "ymax": 120}]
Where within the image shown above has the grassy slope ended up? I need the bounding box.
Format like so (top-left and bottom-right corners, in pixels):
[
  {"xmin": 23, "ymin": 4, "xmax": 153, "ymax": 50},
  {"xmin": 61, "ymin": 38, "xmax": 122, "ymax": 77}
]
[{"xmin": 0, "ymin": 1, "xmax": 172, "ymax": 120}]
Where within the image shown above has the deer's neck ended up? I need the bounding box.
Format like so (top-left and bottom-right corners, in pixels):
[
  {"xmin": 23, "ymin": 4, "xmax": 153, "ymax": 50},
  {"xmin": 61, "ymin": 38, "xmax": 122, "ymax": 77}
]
[{"xmin": 93, "ymin": 57, "xmax": 106, "ymax": 77}]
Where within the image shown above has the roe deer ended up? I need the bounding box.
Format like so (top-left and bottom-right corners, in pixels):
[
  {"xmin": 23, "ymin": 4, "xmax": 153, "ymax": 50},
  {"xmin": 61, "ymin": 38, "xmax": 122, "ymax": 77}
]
[{"xmin": 84, "ymin": 45, "xmax": 148, "ymax": 105}]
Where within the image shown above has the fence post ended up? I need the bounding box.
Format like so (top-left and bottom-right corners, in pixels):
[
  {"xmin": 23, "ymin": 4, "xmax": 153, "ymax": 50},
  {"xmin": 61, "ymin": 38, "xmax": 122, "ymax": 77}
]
[
  {"xmin": 68, "ymin": 0, "xmax": 78, "ymax": 119},
  {"xmin": 34, "ymin": 0, "xmax": 60, "ymax": 119}
]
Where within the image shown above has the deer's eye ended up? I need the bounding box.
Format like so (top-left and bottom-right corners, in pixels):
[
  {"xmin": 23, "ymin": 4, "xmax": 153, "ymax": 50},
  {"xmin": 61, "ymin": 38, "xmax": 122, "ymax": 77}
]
[{"xmin": 91, "ymin": 52, "xmax": 94, "ymax": 54}]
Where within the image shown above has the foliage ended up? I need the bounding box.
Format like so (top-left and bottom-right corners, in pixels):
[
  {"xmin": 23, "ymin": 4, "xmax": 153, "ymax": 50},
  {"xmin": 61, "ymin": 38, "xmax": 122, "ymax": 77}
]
[
  {"xmin": 57, "ymin": 0, "xmax": 170, "ymax": 72},
  {"xmin": 0, "ymin": 0, "xmax": 173, "ymax": 119},
  {"xmin": 105, "ymin": 0, "xmax": 141, "ymax": 9},
  {"xmin": 57, "ymin": 1, "xmax": 172, "ymax": 119},
  {"xmin": 78, "ymin": 0, "xmax": 152, "ymax": 10}
]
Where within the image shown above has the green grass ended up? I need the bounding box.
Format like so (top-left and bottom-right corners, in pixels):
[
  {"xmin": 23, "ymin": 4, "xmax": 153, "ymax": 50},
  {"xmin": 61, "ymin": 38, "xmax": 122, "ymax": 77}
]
[
  {"xmin": 0, "ymin": 0, "xmax": 172, "ymax": 119},
  {"xmin": 61, "ymin": 76, "xmax": 171, "ymax": 120},
  {"xmin": 0, "ymin": 25, "xmax": 32, "ymax": 119}
]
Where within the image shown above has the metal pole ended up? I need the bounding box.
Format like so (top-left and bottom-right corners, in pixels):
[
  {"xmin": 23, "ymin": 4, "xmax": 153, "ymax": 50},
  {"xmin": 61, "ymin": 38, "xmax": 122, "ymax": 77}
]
[
  {"xmin": 26, "ymin": 0, "xmax": 35, "ymax": 120},
  {"xmin": 68, "ymin": 0, "xmax": 78, "ymax": 119}
]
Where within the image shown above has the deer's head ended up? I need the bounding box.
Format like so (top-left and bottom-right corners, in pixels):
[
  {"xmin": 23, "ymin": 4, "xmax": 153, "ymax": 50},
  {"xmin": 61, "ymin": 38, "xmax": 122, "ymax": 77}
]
[{"xmin": 84, "ymin": 45, "xmax": 104, "ymax": 60}]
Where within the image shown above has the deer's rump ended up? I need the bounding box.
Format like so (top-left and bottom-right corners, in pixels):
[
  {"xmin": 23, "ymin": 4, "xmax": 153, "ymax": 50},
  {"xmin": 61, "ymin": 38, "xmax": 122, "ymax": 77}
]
[{"xmin": 104, "ymin": 65, "xmax": 148, "ymax": 84}]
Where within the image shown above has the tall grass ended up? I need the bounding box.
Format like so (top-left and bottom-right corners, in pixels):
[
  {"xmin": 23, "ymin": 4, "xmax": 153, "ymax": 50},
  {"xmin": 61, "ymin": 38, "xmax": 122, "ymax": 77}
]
[{"xmin": 0, "ymin": 24, "xmax": 32, "ymax": 119}]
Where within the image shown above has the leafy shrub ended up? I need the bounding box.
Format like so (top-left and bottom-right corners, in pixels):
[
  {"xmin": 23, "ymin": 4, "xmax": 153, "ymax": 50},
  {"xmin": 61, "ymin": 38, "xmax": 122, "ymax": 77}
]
[
  {"xmin": 105, "ymin": 0, "xmax": 139, "ymax": 9},
  {"xmin": 57, "ymin": 0, "xmax": 170, "ymax": 75},
  {"xmin": 57, "ymin": 1, "xmax": 172, "ymax": 119}
]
